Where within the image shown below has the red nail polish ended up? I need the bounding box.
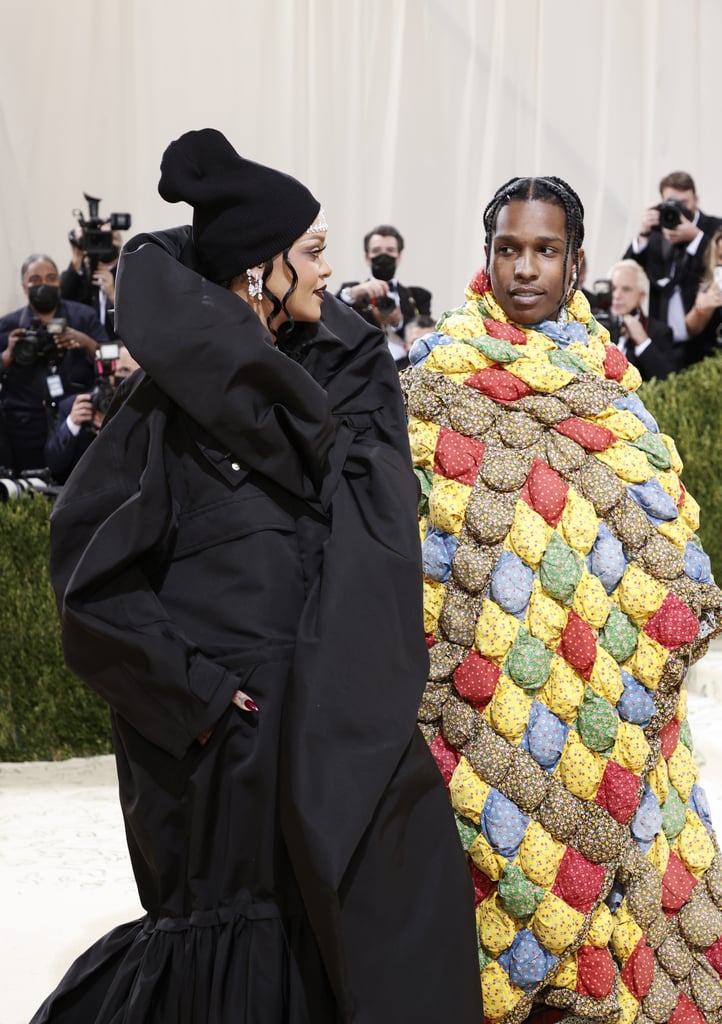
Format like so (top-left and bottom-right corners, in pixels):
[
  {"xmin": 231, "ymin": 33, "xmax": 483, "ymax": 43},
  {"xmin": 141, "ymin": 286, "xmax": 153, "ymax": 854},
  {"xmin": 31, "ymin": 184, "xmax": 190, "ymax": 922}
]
[{"xmin": 244, "ymin": 699, "xmax": 259, "ymax": 712}]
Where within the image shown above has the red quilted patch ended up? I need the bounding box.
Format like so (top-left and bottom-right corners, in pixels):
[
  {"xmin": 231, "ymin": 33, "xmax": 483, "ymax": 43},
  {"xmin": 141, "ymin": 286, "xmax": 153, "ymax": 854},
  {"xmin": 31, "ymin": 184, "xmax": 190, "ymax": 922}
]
[
  {"xmin": 669, "ymin": 992, "xmax": 706, "ymax": 1024},
  {"xmin": 660, "ymin": 717, "xmax": 681, "ymax": 761},
  {"xmin": 483, "ymin": 319, "xmax": 527, "ymax": 346},
  {"xmin": 433, "ymin": 427, "xmax": 486, "ymax": 487},
  {"xmin": 469, "ymin": 862, "xmax": 495, "ymax": 905},
  {"xmin": 603, "ymin": 343, "xmax": 629, "ymax": 382},
  {"xmin": 425, "ymin": 633, "xmax": 436, "ymax": 649},
  {"xmin": 643, "ymin": 592, "xmax": 699, "ymax": 650},
  {"xmin": 520, "ymin": 458, "xmax": 569, "ymax": 527},
  {"xmin": 429, "ymin": 734, "xmax": 460, "ymax": 786},
  {"xmin": 557, "ymin": 609, "xmax": 597, "ymax": 680},
  {"xmin": 678, "ymin": 480, "xmax": 687, "ymax": 509},
  {"xmin": 662, "ymin": 852, "xmax": 698, "ymax": 915},
  {"xmin": 705, "ymin": 935, "xmax": 722, "ymax": 975},
  {"xmin": 469, "ymin": 267, "xmax": 490, "ymax": 295},
  {"xmin": 464, "ymin": 367, "xmax": 534, "ymax": 403},
  {"xmin": 621, "ymin": 936, "xmax": 654, "ymax": 1000},
  {"xmin": 595, "ymin": 760, "xmax": 641, "ymax": 824},
  {"xmin": 553, "ymin": 417, "xmax": 616, "ymax": 452},
  {"xmin": 576, "ymin": 945, "xmax": 616, "ymax": 999},
  {"xmin": 453, "ymin": 651, "xmax": 501, "ymax": 709},
  {"xmin": 551, "ymin": 847, "xmax": 606, "ymax": 914}
]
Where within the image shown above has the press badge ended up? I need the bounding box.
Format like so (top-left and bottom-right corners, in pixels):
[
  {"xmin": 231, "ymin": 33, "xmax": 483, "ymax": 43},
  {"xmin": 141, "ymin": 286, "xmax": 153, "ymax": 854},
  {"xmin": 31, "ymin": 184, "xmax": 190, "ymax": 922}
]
[{"xmin": 46, "ymin": 373, "xmax": 64, "ymax": 399}]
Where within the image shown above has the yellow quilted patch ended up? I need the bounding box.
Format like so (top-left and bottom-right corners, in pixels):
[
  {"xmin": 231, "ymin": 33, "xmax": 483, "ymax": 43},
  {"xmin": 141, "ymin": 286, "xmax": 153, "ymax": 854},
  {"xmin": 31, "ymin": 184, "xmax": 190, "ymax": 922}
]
[
  {"xmin": 614, "ymin": 564, "xmax": 666, "ymax": 625},
  {"xmin": 646, "ymin": 831, "xmax": 670, "ymax": 876},
  {"xmin": 428, "ymin": 475, "xmax": 472, "ymax": 535},
  {"xmin": 588, "ymin": 646, "xmax": 624, "ymax": 705},
  {"xmin": 486, "ymin": 675, "xmax": 533, "ymax": 744},
  {"xmin": 551, "ymin": 952, "xmax": 578, "ymax": 990},
  {"xmin": 531, "ymin": 891, "xmax": 585, "ymax": 955},
  {"xmin": 557, "ymin": 731, "xmax": 606, "ymax": 800},
  {"xmin": 450, "ymin": 756, "xmax": 490, "ymax": 822},
  {"xmin": 621, "ymin": 363, "xmax": 643, "ymax": 391},
  {"xmin": 538, "ymin": 657, "xmax": 586, "ymax": 723},
  {"xmin": 475, "ymin": 601, "xmax": 520, "ymax": 660},
  {"xmin": 655, "ymin": 469, "xmax": 682, "ymax": 504},
  {"xmin": 587, "ymin": 903, "xmax": 614, "ymax": 948},
  {"xmin": 623, "ymin": 632, "xmax": 667, "ymax": 690},
  {"xmin": 480, "ymin": 961, "xmax": 524, "ymax": 1021},
  {"xmin": 507, "ymin": 358, "xmax": 573, "ymax": 393},
  {"xmin": 441, "ymin": 310, "xmax": 487, "ymax": 340},
  {"xmin": 610, "ymin": 901, "xmax": 643, "ymax": 961},
  {"xmin": 677, "ymin": 688, "xmax": 688, "ymax": 722},
  {"xmin": 617, "ymin": 981, "xmax": 642, "ymax": 1024},
  {"xmin": 469, "ymin": 830, "xmax": 507, "ymax": 882},
  {"xmin": 518, "ymin": 819, "xmax": 566, "ymax": 888},
  {"xmin": 667, "ymin": 743, "xmax": 699, "ymax": 802},
  {"xmin": 572, "ymin": 572, "xmax": 611, "ymax": 631},
  {"xmin": 595, "ymin": 408, "xmax": 647, "ymax": 442},
  {"xmin": 675, "ymin": 810, "xmax": 715, "ymax": 876},
  {"xmin": 509, "ymin": 500, "xmax": 550, "ymax": 569},
  {"xmin": 656, "ymin": 516, "xmax": 693, "ymax": 550},
  {"xmin": 407, "ymin": 417, "xmax": 440, "ymax": 472},
  {"xmin": 477, "ymin": 892, "xmax": 520, "ymax": 957},
  {"xmin": 526, "ymin": 581, "xmax": 568, "ymax": 646},
  {"xmin": 612, "ymin": 721, "xmax": 652, "ymax": 775},
  {"xmin": 425, "ymin": 341, "xmax": 491, "ymax": 377},
  {"xmin": 422, "ymin": 577, "xmax": 446, "ymax": 635},
  {"xmin": 560, "ymin": 489, "xmax": 599, "ymax": 555},
  {"xmin": 594, "ymin": 443, "xmax": 652, "ymax": 484},
  {"xmin": 647, "ymin": 759, "xmax": 669, "ymax": 805},
  {"xmin": 679, "ymin": 490, "xmax": 700, "ymax": 532}
]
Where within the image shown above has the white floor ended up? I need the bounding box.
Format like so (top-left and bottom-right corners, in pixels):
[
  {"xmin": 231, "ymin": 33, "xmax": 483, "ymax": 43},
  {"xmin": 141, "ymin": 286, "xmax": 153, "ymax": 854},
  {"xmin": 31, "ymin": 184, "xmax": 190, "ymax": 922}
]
[{"xmin": 3, "ymin": 654, "xmax": 722, "ymax": 1024}]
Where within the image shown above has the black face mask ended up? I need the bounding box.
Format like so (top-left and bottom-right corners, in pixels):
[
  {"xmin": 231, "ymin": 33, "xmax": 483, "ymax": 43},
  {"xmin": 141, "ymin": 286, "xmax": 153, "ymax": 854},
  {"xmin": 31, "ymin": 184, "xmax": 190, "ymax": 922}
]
[
  {"xmin": 370, "ymin": 253, "xmax": 397, "ymax": 282},
  {"xmin": 28, "ymin": 284, "xmax": 60, "ymax": 314}
]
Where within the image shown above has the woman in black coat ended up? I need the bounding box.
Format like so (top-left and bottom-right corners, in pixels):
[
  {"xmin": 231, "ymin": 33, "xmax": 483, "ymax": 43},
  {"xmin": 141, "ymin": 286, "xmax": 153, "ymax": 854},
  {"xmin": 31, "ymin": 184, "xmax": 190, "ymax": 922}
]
[{"xmin": 31, "ymin": 130, "xmax": 482, "ymax": 1023}]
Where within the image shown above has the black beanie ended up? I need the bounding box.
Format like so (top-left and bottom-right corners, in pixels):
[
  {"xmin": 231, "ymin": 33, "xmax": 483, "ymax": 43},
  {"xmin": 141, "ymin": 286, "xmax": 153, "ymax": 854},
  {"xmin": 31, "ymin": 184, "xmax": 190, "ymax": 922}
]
[{"xmin": 158, "ymin": 128, "xmax": 321, "ymax": 282}]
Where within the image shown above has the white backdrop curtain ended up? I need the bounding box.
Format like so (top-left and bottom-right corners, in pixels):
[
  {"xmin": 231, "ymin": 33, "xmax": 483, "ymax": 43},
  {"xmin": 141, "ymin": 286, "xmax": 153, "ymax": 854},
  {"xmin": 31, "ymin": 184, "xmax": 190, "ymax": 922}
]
[{"xmin": 1, "ymin": 0, "xmax": 721, "ymax": 318}]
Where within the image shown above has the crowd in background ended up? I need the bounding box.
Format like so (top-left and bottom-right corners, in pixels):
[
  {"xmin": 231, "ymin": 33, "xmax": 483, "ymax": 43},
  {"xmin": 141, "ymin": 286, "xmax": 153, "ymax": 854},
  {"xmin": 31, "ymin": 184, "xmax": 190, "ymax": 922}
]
[{"xmin": 1, "ymin": 168, "xmax": 720, "ymax": 491}]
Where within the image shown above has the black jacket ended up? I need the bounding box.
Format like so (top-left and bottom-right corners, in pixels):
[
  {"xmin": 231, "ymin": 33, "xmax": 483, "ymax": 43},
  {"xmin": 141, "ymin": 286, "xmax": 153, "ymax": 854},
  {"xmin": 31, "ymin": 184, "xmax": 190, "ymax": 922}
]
[{"xmin": 34, "ymin": 227, "xmax": 481, "ymax": 1024}]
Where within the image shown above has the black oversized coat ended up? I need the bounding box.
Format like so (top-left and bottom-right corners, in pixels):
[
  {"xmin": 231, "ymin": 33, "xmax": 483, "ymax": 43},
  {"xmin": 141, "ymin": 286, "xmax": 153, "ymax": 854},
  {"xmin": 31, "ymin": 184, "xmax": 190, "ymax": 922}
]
[{"xmin": 32, "ymin": 227, "xmax": 482, "ymax": 1024}]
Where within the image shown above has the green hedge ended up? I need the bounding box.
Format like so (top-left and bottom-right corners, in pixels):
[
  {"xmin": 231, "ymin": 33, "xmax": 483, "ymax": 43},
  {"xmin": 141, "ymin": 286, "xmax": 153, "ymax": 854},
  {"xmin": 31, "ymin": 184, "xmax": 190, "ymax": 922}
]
[
  {"xmin": 2, "ymin": 357, "xmax": 721, "ymax": 761},
  {"xmin": 0, "ymin": 493, "xmax": 111, "ymax": 761},
  {"xmin": 640, "ymin": 352, "xmax": 722, "ymax": 580}
]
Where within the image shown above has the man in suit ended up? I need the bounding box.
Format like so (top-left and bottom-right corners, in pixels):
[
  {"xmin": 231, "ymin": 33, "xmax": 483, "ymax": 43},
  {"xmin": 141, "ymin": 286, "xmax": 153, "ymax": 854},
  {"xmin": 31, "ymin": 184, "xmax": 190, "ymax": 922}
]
[
  {"xmin": 609, "ymin": 259, "xmax": 675, "ymax": 381},
  {"xmin": 337, "ymin": 224, "xmax": 431, "ymax": 367},
  {"xmin": 623, "ymin": 171, "xmax": 721, "ymax": 370},
  {"xmin": 0, "ymin": 253, "xmax": 109, "ymax": 472}
]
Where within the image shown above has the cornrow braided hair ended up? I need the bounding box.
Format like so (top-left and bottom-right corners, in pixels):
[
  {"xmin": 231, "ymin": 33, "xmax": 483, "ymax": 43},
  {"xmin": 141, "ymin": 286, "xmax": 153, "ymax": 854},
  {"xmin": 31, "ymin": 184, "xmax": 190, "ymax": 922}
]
[{"xmin": 483, "ymin": 176, "xmax": 585, "ymax": 312}]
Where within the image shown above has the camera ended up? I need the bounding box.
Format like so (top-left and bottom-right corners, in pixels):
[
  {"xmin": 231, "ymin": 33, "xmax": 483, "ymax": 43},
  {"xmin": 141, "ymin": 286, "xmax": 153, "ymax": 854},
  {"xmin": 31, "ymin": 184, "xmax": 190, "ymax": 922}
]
[
  {"xmin": 13, "ymin": 318, "xmax": 67, "ymax": 368},
  {"xmin": 656, "ymin": 199, "xmax": 691, "ymax": 231},
  {"xmin": 69, "ymin": 193, "xmax": 131, "ymax": 264},
  {"xmin": 588, "ymin": 279, "xmax": 612, "ymax": 327},
  {"xmin": 0, "ymin": 468, "xmax": 60, "ymax": 503},
  {"xmin": 89, "ymin": 342, "xmax": 120, "ymax": 415}
]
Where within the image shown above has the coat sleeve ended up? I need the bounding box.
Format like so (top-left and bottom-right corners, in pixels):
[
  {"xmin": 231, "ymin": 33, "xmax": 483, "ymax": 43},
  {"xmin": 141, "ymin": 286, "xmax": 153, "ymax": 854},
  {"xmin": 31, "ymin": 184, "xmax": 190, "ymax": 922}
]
[{"xmin": 50, "ymin": 380, "xmax": 241, "ymax": 760}]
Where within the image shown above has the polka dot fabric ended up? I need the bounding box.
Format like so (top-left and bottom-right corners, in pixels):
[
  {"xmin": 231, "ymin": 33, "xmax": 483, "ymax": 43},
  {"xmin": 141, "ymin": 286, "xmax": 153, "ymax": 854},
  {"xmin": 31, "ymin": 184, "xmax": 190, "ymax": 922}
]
[{"xmin": 402, "ymin": 279, "xmax": 722, "ymax": 1023}]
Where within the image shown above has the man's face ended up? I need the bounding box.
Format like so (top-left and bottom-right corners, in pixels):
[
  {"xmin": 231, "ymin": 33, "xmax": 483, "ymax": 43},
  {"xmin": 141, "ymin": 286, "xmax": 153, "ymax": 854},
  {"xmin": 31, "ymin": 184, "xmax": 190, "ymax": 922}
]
[
  {"xmin": 660, "ymin": 186, "xmax": 698, "ymax": 217},
  {"xmin": 365, "ymin": 234, "xmax": 400, "ymax": 267},
  {"xmin": 112, "ymin": 347, "xmax": 140, "ymax": 381},
  {"xmin": 22, "ymin": 258, "xmax": 59, "ymax": 297},
  {"xmin": 487, "ymin": 200, "xmax": 579, "ymax": 325},
  {"xmin": 611, "ymin": 266, "xmax": 645, "ymax": 316}
]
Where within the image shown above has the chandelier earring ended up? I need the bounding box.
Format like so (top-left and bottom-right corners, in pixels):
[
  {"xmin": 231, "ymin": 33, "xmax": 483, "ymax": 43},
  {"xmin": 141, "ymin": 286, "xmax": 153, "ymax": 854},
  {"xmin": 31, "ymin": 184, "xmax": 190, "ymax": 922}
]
[{"xmin": 246, "ymin": 268, "xmax": 263, "ymax": 301}]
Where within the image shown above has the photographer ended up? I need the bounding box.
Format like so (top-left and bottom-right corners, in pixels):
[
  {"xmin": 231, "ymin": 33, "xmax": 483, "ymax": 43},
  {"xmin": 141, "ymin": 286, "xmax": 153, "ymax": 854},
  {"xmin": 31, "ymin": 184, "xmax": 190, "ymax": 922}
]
[
  {"xmin": 624, "ymin": 171, "xmax": 721, "ymax": 370},
  {"xmin": 608, "ymin": 259, "xmax": 675, "ymax": 381},
  {"xmin": 0, "ymin": 253, "xmax": 109, "ymax": 473},
  {"xmin": 61, "ymin": 226, "xmax": 121, "ymax": 334},
  {"xmin": 337, "ymin": 224, "xmax": 431, "ymax": 366},
  {"xmin": 59, "ymin": 195, "xmax": 131, "ymax": 338},
  {"xmin": 44, "ymin": 344, "xmax": 140, "ymax": 483}
]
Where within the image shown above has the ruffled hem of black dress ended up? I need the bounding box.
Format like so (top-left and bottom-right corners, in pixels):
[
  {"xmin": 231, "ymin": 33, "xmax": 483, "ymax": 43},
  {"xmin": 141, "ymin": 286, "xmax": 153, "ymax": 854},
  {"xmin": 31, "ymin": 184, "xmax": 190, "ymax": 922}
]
[{"xmin": 30, "ymin": 900, "xmax": 333, "ymax": 1024}]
